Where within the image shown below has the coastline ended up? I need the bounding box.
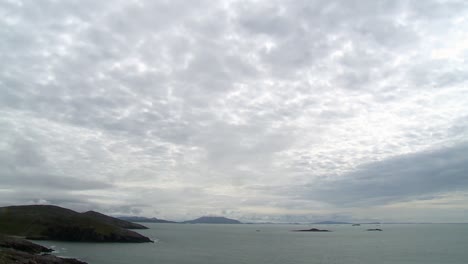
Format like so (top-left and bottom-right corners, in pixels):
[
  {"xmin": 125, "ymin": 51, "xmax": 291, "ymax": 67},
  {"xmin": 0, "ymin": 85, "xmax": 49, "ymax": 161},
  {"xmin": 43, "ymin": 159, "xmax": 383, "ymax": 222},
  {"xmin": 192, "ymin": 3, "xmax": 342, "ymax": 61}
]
[{"xmin": 0, "ymin": 234, "xmax": 87, "ymax": 264}]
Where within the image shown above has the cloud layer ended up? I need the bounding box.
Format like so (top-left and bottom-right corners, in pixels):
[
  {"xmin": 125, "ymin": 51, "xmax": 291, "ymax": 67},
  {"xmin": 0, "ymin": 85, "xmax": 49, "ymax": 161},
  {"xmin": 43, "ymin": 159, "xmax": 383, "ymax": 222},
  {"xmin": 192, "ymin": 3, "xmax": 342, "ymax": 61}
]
[{"xmin": 1, "ymin": 0, "xmax": 467, "ymax": 222}]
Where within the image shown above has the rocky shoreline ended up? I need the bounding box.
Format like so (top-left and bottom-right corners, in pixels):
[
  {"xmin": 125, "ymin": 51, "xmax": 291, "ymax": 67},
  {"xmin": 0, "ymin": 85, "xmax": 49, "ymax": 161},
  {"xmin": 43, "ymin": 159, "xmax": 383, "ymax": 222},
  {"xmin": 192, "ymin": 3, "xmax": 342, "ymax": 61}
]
[
  {"xmin": 0, "ymin": 205, "xmax": 157, "ymax": 263},
  {"xmin": 0, "ymin": 234, "xmax": 87, "ymax": 264}
]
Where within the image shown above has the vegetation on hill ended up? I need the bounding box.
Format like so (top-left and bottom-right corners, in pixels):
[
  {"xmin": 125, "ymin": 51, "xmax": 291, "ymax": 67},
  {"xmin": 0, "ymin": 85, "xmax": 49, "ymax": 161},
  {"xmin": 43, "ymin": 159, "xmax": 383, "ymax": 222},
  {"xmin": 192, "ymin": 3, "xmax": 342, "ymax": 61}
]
[{"xmin": 0, "ymin": 205, "xmax": 152, "ymax": 243}]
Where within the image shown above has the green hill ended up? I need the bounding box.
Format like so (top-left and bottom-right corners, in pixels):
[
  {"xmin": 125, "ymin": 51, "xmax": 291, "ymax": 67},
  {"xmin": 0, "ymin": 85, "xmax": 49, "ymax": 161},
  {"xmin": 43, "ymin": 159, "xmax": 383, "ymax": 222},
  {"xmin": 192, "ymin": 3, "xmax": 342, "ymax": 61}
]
[{"xmin": 0, "ymin": 205, "xmax": 152, "ymax": 243}]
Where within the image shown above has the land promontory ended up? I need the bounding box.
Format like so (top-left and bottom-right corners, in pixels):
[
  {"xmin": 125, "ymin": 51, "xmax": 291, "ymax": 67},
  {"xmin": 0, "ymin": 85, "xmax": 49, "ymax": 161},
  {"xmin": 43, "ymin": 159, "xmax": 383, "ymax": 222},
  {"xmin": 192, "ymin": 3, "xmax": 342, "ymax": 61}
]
[
  {"xmin": 0, "ymin": 234, "xmax": 86, "ymax": 263},
  {"xmin": 0, "ymin": 205, "xmax": 152, "ymax": 243}
]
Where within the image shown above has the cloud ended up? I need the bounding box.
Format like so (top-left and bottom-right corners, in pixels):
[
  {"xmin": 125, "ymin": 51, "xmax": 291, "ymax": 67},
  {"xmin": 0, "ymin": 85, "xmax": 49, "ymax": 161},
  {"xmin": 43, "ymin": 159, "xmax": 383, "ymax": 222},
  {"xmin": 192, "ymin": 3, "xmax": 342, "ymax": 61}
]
[
  {"xmin": 0, "ymin": 172, "xmax": 113, "ymax": 191},
  {"xmin": 0, "ymin": 0, "xmax": 467, "ymax": 222},
  {"xmin": 297, "ymin": 143, "xmax": 468, "ymax": 206}
]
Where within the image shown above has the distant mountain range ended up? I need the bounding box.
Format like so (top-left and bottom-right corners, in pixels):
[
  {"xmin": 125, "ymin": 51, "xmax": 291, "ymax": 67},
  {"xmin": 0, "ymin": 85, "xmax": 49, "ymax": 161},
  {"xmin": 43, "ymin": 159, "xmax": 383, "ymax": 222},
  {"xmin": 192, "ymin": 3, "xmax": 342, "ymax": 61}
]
[
  {"xmin": 119, "ymin": 215, "xmax": 242, "ymax": 224},
  {"xmin": 116, "ymin": 216, "xmax": 380, "ymax": 225},
  {"xmin": 183, "ymin": 216, "xmax": 242, "ymax": 224},
  {"xmin": 118, "ymin": 216, "xmax": 177, "ymax": 223},
  {"xmin": 117, "ymin": 216, "xmax": 382, "ymax": 225},
  {"xmin": 83, "ymin": 211, "xmax": 149, "ymax": 229}
]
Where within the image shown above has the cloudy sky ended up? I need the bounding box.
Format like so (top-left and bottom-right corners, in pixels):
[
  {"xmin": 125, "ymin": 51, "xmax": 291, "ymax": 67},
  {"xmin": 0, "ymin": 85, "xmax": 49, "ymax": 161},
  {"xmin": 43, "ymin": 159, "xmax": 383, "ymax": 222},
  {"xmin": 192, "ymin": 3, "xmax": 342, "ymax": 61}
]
[{"xmin": 1, "ymin": 0, "xmax": 467, "ymax": 223}]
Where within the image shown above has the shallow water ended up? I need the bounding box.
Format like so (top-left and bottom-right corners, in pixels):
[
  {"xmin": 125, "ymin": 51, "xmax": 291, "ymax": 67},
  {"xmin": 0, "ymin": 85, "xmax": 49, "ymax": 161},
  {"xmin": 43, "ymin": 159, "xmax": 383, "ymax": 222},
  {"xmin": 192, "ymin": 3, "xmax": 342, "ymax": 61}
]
[{"xmin": 36, "ymin": 223, "xmax": 468, "ymax": 264}]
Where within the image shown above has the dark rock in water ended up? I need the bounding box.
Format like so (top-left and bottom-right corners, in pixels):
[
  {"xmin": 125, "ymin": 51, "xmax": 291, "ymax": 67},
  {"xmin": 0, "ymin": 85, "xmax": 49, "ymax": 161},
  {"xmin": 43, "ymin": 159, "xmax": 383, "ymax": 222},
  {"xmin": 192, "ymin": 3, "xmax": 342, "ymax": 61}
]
[
  {"xmin": 0, "ymin": 235, "xmax": 87, "ymax": 264},
  {"xmin": 293, "ymin": 228, "xmax": 331, "ymax": 232},
  {"xmin": 366, "ymin": 228, "xmax": 383, "ymax": 231},
  {"xmin": 352, "ymin": 224, "xmax": 361, "ymax": 226},
  {"xmin": 0, "ymin": 249, "xmax": 87, "ymax": 264}
]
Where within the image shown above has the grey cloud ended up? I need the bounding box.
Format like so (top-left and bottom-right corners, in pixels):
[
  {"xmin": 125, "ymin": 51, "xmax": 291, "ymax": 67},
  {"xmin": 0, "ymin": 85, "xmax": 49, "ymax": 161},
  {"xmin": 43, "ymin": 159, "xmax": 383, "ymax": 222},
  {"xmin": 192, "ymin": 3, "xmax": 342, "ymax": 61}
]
[
  {"xmin": 1, "ymin": 0, "xmax": 467, "ymax": 221},
  {"xmin": 0, "ymin": 189, "xmax": 103, "ymax": 211},
  {"xmin": 300, "ymin": 143, "xmax": 468, "ymax": 206},
  {"xmin": 0, "ymin": 173, "xmax": 113, "ymax": 191},
  {"xmin": 0, "ymin": 134, "xmax": 113, "ymax": 192}
]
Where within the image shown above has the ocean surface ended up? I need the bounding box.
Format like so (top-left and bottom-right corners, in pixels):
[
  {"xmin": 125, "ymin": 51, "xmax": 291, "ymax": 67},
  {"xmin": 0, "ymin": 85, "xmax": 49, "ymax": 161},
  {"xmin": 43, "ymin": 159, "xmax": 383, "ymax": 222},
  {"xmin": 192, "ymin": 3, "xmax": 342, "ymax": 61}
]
[{"xmin": 36, "ymin": 223, "xmax": 468, "ymax": 264}]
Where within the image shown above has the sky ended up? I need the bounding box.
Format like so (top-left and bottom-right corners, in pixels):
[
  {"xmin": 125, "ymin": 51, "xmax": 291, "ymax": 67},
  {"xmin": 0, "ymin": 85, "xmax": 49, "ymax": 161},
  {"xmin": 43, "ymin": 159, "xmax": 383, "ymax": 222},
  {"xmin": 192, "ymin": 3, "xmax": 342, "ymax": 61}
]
[{"xmin": 1, "ymin": 0, "xmax": 467, "ymax": 223}]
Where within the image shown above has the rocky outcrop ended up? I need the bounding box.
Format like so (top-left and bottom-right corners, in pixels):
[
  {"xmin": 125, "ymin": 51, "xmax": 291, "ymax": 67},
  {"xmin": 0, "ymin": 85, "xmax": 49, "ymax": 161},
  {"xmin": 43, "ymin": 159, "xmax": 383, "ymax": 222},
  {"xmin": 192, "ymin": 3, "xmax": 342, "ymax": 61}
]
[
  {"xmin": 0, "ymin": 234, "xmax": 52, "ymax": 254},
  {"xmin": 0, "ymin": 235, "xmax": 86, "ymax": 264},
  {"xmin": 292, "ymin": 228, "xmax": 331, "ymax": 232}
]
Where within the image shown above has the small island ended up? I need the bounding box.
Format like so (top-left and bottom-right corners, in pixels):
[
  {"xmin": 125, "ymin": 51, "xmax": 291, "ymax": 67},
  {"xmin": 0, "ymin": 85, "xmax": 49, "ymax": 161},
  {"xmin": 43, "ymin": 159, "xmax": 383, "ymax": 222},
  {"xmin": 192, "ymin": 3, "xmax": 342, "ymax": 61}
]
[
  {"xmin": 366, "ymin": 228, "xmax": 383, "ymax": 231},
  {"xmin": 292, "ymin": 228, "xmax": 331, "ymax": 232}
]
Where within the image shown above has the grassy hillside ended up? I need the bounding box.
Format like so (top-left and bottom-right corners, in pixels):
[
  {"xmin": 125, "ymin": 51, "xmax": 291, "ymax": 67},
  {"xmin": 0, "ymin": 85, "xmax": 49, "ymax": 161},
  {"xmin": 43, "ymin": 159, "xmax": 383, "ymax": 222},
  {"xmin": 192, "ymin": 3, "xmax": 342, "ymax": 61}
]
[{"xmin": 0, "ymin": 205, "xmax": 151, "ymax": 243}]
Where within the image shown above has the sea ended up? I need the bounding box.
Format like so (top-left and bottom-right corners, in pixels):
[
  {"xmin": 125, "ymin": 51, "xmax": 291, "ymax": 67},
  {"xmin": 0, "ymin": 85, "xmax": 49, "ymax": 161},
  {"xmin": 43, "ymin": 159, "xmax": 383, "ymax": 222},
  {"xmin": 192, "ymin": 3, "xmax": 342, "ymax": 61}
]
[{"xmin": 36, "ymin": 223, "xmax": 468, "ymax": 264}]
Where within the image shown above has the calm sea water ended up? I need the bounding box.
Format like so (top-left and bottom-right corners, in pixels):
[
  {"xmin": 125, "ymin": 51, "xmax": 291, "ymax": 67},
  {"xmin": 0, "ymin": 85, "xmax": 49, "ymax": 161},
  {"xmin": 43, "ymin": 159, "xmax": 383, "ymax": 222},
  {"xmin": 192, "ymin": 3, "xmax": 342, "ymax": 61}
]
[{"xmin": 36, "ymin": 223, "xmax": 468, "ymax": 264}]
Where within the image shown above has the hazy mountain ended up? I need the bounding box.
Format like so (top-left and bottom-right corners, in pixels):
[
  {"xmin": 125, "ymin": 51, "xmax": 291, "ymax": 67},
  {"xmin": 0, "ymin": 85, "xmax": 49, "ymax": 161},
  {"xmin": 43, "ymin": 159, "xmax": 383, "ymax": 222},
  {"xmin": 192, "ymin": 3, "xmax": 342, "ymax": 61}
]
[
  {"xmin": 118, "ymin": 216, "xmax": 177, "ymax": 224},
  {"xmin": 183, "ymin": 216, "xmax": 241, "ymax": 224},
  {"xmin": 82, "ymin": 211, "xmax": 149, "ymax": 229}
]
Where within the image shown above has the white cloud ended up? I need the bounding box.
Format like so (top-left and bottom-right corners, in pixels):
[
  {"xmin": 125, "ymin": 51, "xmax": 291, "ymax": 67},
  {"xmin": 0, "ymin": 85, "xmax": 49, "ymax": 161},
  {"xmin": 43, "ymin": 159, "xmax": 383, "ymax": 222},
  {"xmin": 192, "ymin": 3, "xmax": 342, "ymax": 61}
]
[{"xmin": 0, "ymin": 0, "xmax": 467, "ymax": 222}]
